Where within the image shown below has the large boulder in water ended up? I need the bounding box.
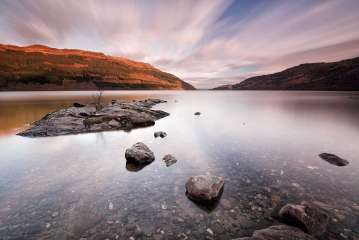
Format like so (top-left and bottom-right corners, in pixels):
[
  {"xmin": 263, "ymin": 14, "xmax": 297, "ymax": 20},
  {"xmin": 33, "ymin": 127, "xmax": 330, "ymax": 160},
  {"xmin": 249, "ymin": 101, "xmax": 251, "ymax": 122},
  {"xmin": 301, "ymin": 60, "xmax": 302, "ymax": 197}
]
[
  {"xmin": 234, "ymin": 225, "xmax": 316, "ymax": 240},
  {"xmin": 278, "ymin": 201, "xmax": 329, "ymax": 236},
  {"xmin": 319, "ymin": 153, "xmax": 349, "ymax": 166},
  {"xmin": 185, "ymin": 175, "xmax": 224, "ymax": 203},
  {"xmin": 125, "ymin": 142, "xmax": 155, "ymax": 164}
]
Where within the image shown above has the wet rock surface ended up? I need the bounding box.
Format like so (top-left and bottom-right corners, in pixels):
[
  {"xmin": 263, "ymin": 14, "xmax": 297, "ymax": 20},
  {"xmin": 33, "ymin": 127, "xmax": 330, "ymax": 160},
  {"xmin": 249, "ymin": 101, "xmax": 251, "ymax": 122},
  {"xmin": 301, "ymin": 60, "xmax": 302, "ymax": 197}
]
[
  {"xmin": 17, "ymin": 99, "xmax": 169, "ymax": 137},
  {"xmin": 235, "ymin": 225, "xmax": 316, "ymax": 240},
  {"xmin": 154, "ymin": 131, "xmax": 167, "ymax": 138},
  {"xmin": 125, "ymin": 142, "xmax": 155, "ymax": 165},
  {"xmin": 278, "ymin": 201, "xmax": 329, "ymax": 236},
  {"xmin": 162, "ymin": 154, "xmax": 177, "ymax": 167},
  {"xmin": 186, "ymin": 175, "xmax": 224, "ymax": 203},
  {"xmin": 319, "ymin": 153, "xmax": 349, "ymax": 166}
]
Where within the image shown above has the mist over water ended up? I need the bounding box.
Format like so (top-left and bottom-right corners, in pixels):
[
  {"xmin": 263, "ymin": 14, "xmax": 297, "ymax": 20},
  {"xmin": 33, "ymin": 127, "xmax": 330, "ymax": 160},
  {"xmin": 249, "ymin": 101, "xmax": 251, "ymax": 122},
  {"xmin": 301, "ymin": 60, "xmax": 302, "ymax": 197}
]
[{"xmin": 0, "ymin": 91, "xmax": 358, "ymax": 239}]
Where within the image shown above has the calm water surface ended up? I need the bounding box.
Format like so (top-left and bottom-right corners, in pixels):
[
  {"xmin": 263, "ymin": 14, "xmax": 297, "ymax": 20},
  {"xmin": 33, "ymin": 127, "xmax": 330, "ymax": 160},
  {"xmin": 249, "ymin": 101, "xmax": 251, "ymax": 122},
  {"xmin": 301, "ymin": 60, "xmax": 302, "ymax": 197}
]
[{"xmin": 0, "ymin": 91, "xmax": 358, "ymax": 240}]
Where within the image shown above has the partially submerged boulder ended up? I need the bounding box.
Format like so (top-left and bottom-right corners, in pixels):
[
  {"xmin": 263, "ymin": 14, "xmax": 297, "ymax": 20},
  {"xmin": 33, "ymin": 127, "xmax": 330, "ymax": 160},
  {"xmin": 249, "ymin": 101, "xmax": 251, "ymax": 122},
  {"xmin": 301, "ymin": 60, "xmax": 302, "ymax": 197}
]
[
  {"xmin": 17, "ymin": 99, "xmax": 168, "ymax": 137},
  {"xmin": 278, "ymin": 201, "xmax": 329, "ymax": 236},
  {"xmin": 185, "ymin": 175, "xmax": 224, "ymax": 203},
  {"xmin": 234, "ymin": 225, "xmax": 316, "ymax": 240},
  {"xmin": 162, "ymin": 154, "xmax": 177, "ymax": 167},
  {"xmin": 154, "ymin": 131, "xmax": 167, "ymax": 138},
  {"xmin": 319, "ymin": 153, "xmax": 349, "ymax": 166},
  {"xmin": 125, "ymin": 142, "xmax": 155, "ymax": 165}
]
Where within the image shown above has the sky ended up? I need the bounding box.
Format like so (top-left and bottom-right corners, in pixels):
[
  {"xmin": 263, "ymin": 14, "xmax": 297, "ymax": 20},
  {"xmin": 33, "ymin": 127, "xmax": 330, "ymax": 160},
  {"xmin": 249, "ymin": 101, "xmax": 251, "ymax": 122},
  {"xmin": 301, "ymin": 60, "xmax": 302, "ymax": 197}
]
[{"xmin": 1, "ymin": 0, "xmax": 359, "ymax": 89}]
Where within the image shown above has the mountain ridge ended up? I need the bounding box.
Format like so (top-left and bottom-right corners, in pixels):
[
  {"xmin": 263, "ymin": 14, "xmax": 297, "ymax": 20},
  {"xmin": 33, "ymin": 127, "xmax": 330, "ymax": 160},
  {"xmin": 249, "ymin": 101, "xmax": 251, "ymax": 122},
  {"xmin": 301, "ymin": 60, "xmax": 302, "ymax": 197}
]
[
  {"xmin": 0, "ymin": 44, "xmax": 195, "ymax": 91},
  {"xmin": 213, "ymin": 57, "xmax": 359, "ymax": 91}
]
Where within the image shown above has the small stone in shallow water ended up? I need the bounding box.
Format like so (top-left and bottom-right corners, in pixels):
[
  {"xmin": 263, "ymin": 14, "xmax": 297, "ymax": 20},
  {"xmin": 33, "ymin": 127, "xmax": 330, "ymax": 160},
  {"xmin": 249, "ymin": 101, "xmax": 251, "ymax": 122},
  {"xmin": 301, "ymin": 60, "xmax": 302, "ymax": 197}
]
[
  {"xmin": 125, "ymin": 142, "xmax": 155, "ymax": 164},
  {"xmin": 162, "ymin": 154, "xmax": 177, "ymax": 167},
  {"xmin": 185, "ymin": 175, "xmax": 224, "ymax": 203},
  {"xmin": 319, "ymin": 153, "xmax": 349, "ymax": 166},
  {"xmin": 154, "ymin": 131, "xmax": 167, "ymax": 138}
]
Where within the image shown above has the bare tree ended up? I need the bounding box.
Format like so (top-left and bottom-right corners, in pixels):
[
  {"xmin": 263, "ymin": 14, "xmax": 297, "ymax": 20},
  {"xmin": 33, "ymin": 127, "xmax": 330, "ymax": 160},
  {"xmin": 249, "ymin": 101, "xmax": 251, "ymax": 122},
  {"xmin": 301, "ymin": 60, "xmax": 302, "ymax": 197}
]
[{"xmin": 93, "ymin": 90, "xmax": 104, "ymax": 112}]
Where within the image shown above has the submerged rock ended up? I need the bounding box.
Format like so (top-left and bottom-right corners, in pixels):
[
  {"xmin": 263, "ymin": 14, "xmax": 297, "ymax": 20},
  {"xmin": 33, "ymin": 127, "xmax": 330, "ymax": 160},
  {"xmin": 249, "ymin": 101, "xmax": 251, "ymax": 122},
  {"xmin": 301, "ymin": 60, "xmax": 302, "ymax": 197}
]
[
  {"xmin": 125, "ymin": 142, "xmax": 155, "ymax": 165},
  {"xmin": 162, "ymin": 154, "xmax": 177, "ymax": 167},
  {"xmin": 17, "ymin": 99, "xmax": 169, "ymax": 137},
  {"xmin": 234, "ymin": 225, "xmax": 316, "ymax": 240},
  {"xmin": 319, "ymin": 153, "xmax": 349, "ymax": 166},
  {"xmin": 154, "ymin": 131, "xmax": 167, "ymax": 138},
  {"xmin": 278, "ymin": 201, "xmax": 329, "ymax": 236},
  {"xmin": 194, "ymin": 112, "xmax": 201, "ymax": 115},
  {"xmin": 186, "ymin": 175, "xmax": 224, "ymax": 203}
]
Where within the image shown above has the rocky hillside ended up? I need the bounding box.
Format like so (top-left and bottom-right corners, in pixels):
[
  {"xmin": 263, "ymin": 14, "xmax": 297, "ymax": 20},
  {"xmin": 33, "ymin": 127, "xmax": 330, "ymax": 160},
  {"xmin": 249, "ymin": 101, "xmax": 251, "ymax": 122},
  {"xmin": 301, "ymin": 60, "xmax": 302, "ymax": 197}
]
[
  {"xmin": 214, "ymin": 57, "xmax": 359, "ymax": 90},
  {"xmin": 0, "ymin": 44, "xmax": 195, "ymax": 91}
]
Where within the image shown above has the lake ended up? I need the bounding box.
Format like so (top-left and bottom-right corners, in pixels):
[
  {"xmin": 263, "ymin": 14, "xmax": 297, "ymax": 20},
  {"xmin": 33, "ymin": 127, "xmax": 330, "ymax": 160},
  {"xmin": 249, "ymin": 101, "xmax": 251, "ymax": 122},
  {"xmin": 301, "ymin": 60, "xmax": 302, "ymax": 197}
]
[{"xmin": 0, "ymin": 91, "xmax": 358, "ymax": 239}]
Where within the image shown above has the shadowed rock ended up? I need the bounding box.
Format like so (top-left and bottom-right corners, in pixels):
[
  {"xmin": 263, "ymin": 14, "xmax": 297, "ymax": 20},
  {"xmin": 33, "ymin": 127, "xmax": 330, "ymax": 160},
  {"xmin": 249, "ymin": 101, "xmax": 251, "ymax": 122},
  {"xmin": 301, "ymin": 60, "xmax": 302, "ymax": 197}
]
[
  {"xmin": 186, "ymin": 175, "xmax": 224, "ymax": 203},
  {"xmin": 234, "ymin": 225, "xmax": 316, "ymax": 240},
  {"xmin": 319, "ymin": 153, "xmax": 349, "ymax": 166},
  {"xmin": 73, "ymin": 102, "xmax": 85, "ymax": 108},
  {"xmin": 125, "ymin": 142, "xmax": 155, "ymax": 165},
  {"xmin": 17, "ymin": 99, "xmax": 169, "ymax": 137},
  {"xmin": 278, "ymin": 201, "xmax": 329, "ymax": 236},
  {"xmin": 154, "ymin": 131, "xmax": 167, "ymax": 138}
]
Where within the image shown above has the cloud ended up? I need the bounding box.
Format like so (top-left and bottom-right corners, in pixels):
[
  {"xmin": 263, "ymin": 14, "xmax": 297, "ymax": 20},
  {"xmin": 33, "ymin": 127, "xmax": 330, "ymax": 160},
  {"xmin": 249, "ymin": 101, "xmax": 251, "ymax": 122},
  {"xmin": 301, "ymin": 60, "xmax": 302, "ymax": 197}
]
[{"xmin": 1, "ymin": 0, "xmax": 359, "ymax": 88}]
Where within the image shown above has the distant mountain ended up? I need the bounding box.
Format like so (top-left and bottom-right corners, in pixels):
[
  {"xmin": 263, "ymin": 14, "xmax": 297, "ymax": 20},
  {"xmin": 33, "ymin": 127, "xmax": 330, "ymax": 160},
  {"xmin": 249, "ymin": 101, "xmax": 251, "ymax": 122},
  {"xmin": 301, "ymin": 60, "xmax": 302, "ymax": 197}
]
[
  {"xmin": 0, "ymin": 44, "xmax": 195, "ymax": 91},
  {"xmin": 213, "ymin": 57, "xmax": 359, "ymax": 91}
]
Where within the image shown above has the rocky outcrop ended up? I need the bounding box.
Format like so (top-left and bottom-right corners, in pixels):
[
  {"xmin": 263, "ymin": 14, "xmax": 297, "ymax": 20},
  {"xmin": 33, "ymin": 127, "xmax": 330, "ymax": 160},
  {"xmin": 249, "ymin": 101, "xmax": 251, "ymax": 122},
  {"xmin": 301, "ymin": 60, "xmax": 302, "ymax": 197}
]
[
  {"xmin": 125, "ymin": 142, "xmax": 155, "ymax": 165},
  {"xmin": 185, "ymin": 175, "xmax": 224, "ymax": 203},
  {"xmin": 234, "ymin": 225, "xmax": 316, "ymax": 240},
  {"xmin": 319, "ymin": 153, "xmax": 349, "ymax": 166},
  {"xmin": 162, "ymin": 154, "xmax": 177, "ymax": 167},
  {"xmin": 0, "ymin": 44, "xmax": 195, "ymax": 91},
  {"xmin": 278, "ymin": 201, "xmax": 329, "ymax": 236},
  {"xmin": 213, "ymin": 56, "xmax": 359, "ymax": 91},
  {"xmin": 17, "ymin": 99, "xmax": 169, "ymax": 137}
]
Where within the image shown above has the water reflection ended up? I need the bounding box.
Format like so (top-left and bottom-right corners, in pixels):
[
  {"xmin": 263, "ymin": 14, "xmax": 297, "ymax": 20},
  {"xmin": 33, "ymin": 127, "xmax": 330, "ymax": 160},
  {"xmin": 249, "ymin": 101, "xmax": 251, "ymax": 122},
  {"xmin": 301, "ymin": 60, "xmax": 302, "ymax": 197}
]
[{"xmin": 0, "ymin": 91, "xmax": 358, "ymax": 239}]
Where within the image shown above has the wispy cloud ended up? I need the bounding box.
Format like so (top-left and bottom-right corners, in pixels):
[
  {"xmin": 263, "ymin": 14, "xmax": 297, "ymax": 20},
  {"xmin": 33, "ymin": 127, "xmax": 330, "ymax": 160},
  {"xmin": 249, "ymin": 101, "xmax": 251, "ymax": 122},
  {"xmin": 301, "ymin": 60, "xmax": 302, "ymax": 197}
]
[{"xmin": 1, "ymin": 0, "xmax": 359, "ymax": 88}]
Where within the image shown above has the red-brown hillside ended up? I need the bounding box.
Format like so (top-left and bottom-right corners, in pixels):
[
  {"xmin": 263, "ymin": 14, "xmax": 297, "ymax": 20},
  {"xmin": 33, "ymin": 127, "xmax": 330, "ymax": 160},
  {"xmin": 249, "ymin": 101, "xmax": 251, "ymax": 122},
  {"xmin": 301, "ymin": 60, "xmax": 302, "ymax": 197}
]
[{"xmin": 0, "ymin": 44, "xmax": 195, "ymax": 90}]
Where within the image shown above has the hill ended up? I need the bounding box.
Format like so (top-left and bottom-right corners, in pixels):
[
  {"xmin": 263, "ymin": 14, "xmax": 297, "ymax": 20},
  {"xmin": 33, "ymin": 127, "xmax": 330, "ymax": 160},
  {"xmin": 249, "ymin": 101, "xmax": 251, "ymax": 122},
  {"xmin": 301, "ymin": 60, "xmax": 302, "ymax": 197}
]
[
  {"xmin": 0, "ymin": 44, "xmax": 195, "ymax": 91},
  {"xmin": 213, "ymin": 57, "xmax": 359, "ymax": 91}
]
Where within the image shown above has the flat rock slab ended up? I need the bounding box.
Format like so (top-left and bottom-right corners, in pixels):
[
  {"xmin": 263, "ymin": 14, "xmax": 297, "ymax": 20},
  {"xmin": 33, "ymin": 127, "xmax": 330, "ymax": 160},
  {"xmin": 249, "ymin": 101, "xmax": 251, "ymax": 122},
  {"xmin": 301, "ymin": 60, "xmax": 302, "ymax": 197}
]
[
  {"xmin": 319, "ymin": 153, "xmax": 349, "ymax": 166},
  {"xmin": 18, "ymin": 99, "xmax": 169, "ymax": 137},
  {"xmin": 278, "ymin": 201, "xmax": 329, "ymax": 236},
  {"xmin": 234, "ymin": 225, "xmax": 316, "ymax": 240},
  {"xmin": 186, "ymin": 175, "xmax": 224, "ymax": 203}
]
